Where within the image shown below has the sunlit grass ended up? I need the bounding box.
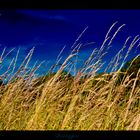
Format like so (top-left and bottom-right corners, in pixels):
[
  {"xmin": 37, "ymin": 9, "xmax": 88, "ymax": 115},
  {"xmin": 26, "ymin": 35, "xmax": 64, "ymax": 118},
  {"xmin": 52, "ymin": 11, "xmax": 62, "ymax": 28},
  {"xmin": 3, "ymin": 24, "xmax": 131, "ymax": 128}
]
[{"xmin": 0, "ymin": 22, "xmax": 140, "ymax": 130}]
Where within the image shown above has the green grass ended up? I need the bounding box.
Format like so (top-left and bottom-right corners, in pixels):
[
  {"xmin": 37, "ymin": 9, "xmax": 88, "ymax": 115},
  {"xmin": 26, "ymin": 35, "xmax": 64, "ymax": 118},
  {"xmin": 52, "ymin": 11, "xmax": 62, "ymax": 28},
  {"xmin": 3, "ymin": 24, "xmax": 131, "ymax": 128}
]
[{"xmin": 0, "ymin": 22, "xmax": 140, "ymax": 130}]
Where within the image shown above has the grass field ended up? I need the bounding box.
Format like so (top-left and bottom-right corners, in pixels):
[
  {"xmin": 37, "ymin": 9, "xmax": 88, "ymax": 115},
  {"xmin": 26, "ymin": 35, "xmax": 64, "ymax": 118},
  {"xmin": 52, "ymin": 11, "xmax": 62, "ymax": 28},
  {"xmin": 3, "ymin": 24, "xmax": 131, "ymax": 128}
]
[{"xmin": 0, "ymin": 22, "xmax": 140, "ymax": 130}]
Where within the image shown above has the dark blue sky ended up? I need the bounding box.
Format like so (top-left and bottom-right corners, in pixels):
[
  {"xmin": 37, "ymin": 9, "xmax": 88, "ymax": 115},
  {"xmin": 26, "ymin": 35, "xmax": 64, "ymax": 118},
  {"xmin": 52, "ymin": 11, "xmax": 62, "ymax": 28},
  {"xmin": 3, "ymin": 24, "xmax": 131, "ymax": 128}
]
[{"xmin": 0, "ymin": 9, "xmax": 140, "ymax": 76}]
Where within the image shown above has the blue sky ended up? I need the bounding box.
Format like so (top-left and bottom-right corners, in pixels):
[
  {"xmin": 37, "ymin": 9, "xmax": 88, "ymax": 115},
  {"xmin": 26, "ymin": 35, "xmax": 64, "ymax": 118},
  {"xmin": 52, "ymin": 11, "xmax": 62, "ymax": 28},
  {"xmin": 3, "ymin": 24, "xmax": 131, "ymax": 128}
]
[{"xmin": 0, "ymin": 9, "xmax": 140, "ymax": 77}]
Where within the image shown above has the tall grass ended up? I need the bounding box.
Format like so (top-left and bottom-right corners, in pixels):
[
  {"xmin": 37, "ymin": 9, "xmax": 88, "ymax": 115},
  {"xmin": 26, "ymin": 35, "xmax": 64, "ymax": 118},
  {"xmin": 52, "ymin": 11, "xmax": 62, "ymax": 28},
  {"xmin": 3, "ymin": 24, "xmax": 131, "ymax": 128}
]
[{"xmin": 0, "ymin": 22, "xmax": 140, "ymax": 130}]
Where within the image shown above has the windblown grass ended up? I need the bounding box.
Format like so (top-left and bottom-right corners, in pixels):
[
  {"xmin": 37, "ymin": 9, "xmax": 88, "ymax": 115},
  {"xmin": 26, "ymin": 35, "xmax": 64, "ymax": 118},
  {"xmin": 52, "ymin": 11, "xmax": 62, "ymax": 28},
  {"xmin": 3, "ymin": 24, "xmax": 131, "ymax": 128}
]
[{"xmin": 0, "ymin": 22, "xmax": 140, "ymax": 130}]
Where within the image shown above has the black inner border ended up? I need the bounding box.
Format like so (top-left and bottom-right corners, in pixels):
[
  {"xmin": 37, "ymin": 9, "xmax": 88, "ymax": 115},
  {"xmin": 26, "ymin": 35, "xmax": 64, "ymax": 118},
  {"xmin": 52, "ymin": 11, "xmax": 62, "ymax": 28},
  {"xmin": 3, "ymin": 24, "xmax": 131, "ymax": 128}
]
[{"xmin": 0, "ymin": 0, "xmax": 140, "ymax": 9}]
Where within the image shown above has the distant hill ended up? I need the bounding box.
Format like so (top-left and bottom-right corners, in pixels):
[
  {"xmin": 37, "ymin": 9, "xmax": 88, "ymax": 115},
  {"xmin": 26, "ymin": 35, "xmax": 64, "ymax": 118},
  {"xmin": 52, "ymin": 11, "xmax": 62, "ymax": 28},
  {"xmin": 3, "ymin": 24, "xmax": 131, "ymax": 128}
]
[{"xmin": 121, "ymin": 56, "xmax": 140, "ymax": 78}]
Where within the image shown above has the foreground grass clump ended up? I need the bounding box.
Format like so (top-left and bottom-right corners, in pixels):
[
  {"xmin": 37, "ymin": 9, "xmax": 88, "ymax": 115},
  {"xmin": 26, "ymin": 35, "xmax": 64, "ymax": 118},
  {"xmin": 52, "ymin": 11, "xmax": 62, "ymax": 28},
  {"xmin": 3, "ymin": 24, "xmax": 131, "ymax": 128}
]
[{"xmin": 0, "ymin": 22, "xmax": 140, "ymax": 130}]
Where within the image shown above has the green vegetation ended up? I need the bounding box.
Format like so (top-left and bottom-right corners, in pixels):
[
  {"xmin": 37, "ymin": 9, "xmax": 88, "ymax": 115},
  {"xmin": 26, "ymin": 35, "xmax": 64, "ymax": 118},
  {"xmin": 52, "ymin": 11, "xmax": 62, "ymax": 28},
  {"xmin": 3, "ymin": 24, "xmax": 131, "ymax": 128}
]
[
  {"xmin": 121, "ymin": 56, "xmax": 140, "ymax": 78},
  {"xmin": 116, "ymin": 56, "xmax": 140, "ymax": 86},
  {"xmin": 0, "ymin": 22, "xmax": 140, "ymax": 130}
]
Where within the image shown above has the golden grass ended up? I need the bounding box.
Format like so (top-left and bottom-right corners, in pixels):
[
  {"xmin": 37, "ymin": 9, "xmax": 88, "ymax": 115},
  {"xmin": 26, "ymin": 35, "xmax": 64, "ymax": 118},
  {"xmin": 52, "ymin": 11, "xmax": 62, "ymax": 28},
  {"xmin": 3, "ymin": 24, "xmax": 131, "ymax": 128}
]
[{"xmin": 0, "ymin": 22, "xmax": 140, "ymax": 130}]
